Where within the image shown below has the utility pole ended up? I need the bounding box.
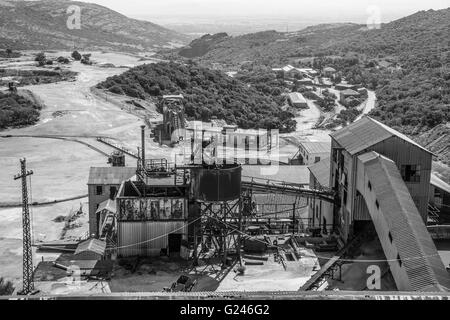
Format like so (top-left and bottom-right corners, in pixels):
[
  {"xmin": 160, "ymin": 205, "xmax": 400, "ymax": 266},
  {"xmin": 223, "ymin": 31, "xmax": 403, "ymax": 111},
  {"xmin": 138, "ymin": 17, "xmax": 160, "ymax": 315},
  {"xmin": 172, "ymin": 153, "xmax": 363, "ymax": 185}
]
[{"xmin": 14, "ymin": 158, "xmax": 34, "ymax": 295}]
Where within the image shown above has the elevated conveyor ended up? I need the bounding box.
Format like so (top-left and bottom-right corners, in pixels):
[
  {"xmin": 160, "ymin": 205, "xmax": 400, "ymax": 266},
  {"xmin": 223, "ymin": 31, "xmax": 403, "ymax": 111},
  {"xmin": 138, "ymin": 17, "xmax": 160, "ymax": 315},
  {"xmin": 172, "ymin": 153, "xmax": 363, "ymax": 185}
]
[
  {"xmin": 355, "ymin": 152, "xmax": 450, "ymax": 292},
  {"xmin": 241, "ymin": 178, "xmax": 335, "ymax": 203}
]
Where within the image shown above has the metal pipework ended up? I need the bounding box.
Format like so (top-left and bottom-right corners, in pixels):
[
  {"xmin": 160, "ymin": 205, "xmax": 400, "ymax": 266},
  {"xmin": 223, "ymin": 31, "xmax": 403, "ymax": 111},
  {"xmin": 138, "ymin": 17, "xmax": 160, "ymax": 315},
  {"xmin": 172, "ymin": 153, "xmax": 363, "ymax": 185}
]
[{"xmin": 141, "ymin": 125, "xmax": 146, "ymax": 168}]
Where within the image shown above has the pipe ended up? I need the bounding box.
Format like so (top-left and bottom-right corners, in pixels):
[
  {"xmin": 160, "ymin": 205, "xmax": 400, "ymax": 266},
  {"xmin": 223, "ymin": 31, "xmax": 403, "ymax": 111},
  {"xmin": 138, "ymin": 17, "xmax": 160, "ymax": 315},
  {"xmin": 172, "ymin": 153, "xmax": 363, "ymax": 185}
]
[{"xmin": 141, "ymin": 125, "xmax": 146, "ymax": 168}]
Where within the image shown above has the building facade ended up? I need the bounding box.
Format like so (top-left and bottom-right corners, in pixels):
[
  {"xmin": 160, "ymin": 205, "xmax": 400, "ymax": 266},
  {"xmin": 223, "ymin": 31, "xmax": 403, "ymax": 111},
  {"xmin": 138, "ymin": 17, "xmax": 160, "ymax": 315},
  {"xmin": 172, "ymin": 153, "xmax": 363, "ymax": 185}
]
[
  {"xmin": 87, "ymin": 167, "xmax": 137, "ymax": 237},
  {"xmin": 329, "ymin": 117, "xmax": 433, "ymax": 242},
  {"xmin": 290, "ymin": 141, "xmax": 331, "ymax": 166}
]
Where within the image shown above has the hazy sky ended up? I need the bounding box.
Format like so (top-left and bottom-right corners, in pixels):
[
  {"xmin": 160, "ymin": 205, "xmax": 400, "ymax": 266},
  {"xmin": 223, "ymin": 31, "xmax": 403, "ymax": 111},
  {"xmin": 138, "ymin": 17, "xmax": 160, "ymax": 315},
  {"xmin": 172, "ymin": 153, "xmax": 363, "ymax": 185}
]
[{"xmin": 85, "ymin": 0, "xmax": 449, "ymax": 22}]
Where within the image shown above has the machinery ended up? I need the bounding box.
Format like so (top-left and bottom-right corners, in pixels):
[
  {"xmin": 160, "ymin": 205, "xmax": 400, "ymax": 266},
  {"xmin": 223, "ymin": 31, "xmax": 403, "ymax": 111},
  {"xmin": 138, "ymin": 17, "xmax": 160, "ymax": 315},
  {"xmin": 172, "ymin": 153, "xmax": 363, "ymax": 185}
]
[{"xmin": 153, "ymin": 95, "xmax": 187, "ymax": 146}]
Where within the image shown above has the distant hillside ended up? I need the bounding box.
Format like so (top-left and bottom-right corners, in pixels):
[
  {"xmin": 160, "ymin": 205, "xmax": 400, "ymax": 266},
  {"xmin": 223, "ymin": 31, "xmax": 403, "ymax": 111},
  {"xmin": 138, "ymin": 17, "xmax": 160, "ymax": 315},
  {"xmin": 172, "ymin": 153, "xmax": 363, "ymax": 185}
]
[
  {"xmin": 167, "ymin": 9, "xmax": 450, "ymax": 138},
  {"xmin": 0, "ymin": 0, "xmax": 189, "ymax": 52},
  {"xmin": 178, "ymin": 33, "xmax": 230, "ymax": 58},
  {"xmin": 96, "ymin": 62, "xmax": 296, "ymax": 132}
]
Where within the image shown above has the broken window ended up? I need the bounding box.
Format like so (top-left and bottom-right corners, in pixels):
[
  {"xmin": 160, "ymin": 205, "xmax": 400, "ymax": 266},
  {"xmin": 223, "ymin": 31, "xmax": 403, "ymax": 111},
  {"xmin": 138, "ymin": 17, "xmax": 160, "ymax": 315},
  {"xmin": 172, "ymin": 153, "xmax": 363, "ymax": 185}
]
[
  {"xmin": 96, "ymin": 185, "xmax": 103, "ymax": 196},
  {"xmin": 401, "ymin": 165, "xmax": 421, "ymax": 183}
]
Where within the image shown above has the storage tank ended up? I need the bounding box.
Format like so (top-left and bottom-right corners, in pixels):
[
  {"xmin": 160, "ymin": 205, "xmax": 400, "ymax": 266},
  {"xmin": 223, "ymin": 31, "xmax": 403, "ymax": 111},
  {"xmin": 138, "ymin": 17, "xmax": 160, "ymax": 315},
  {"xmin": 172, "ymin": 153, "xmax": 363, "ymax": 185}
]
[{"xmin": 190, "ymin": 164, "xmax": 242, "ymax": 202}]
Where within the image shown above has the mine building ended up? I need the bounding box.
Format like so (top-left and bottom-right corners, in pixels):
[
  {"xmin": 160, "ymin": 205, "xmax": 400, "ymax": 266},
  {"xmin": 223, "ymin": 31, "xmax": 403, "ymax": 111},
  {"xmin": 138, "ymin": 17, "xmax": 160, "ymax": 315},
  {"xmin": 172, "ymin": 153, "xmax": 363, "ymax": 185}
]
[
  {"xmin": 430, "ymin": 173, "xmax": 450, "ymax": 224},
  {"xmin": 329, "ymin": 116, "xmax": 450, "ymax": 291},
  {"xmin": 289, "ymin": 141, "xmax": 331, "ymax": 165},
  {"xmin": 87, "ymin": 167, "xmax": 137, "ymax": 237},
  {"xmin": 308, "ymin": 158, "xmax": 334, "ymax": 235}
]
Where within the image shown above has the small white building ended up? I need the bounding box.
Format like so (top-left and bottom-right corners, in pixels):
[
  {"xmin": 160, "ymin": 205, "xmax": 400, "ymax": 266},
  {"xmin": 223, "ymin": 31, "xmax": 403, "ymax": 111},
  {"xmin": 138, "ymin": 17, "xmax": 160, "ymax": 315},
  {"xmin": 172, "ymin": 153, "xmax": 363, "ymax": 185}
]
[
  {"xmin": 290, "ymin": 141, "xmax": 331, "ymax": 165},
  {"xmin": 287, "ymin": 92, "xmax": 308, "ymax": 109}
]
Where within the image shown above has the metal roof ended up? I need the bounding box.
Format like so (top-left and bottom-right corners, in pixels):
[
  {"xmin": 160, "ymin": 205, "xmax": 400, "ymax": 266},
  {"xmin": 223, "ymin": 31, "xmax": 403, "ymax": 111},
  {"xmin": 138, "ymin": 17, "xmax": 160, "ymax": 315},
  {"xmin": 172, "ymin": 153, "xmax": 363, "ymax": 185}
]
[
  {"xmin": 75, "ymin": 239, "xmax": 106, "ymax": 256},
  {"xmin": 242, "ymin": 165, "xmax": 310, "ymax": 186},
  {"xmin": 88, "ymin": 167, "xmax": 137, "ymax": 185},
  {"xmin": 330, "ymin": 116, "xmax": 432, "ymax": 156},
  {"xmin": 358, "ymin": 152, "xmax": 450, "ymax": 292},
  {"xmin": 431, "ymin": 173, "xmax": 450, "ymax": 194},
  {"xmin": 288, "ymin": 92, "xmax": 307, "ymax": 104},
  {"xmin": 95, "ymin": 199, "xmax": 117, "ymax": 214},
  {"xmin": 308, "ymin": 158, "xmax": 331, "ymax": 188},
  {"xmin": 300, "ymin": 141, "xmax": 331, "ymax": 154},
  {"xmin": 340, "ymin": 89, "xmax": 360, "ymax": 96}
]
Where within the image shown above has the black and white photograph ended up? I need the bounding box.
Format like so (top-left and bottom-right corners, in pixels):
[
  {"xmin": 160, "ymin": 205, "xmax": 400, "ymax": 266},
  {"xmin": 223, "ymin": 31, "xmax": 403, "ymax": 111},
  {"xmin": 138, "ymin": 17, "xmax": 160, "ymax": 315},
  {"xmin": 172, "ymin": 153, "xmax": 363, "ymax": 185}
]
[{"xmin": 0, "ymin": 0, "xmax": 449, "ymax": 308}]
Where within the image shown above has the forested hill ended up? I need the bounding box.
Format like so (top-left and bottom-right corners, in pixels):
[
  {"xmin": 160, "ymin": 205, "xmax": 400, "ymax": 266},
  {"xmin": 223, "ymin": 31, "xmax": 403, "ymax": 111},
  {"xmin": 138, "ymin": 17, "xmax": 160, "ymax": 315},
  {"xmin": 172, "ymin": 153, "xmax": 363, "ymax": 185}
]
[
  {"xmin": 96, "ymin": 62, "xmax": 296, "ymax": 132},
  {"xmin": 167, "ymin": 8, "xmax": 450, "ymax": 136}
]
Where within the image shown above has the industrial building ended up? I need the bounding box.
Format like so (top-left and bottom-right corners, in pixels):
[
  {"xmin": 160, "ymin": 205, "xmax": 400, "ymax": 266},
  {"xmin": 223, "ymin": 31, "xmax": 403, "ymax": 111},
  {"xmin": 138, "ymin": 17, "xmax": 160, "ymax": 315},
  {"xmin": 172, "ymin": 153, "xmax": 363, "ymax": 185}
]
[
  {"xmin": 80, "ymin": 117, "xmax": 450, "ymax": 294},
  {"xmin": 308, "ymin": 158, "xmax": 333, "ymax": 234},
  {"xmin": 287, "ymin": 92, "xmax": 308, "ymax": 109},
  {"xmin": 329, "ymin": 116, "xmax": 450, "ymax": 291},
  {"xmin": 430, "ymin": 173, "xmax": 450, "ymax": 223},
  {"xmin": 289, "ymin": 141, "xmax": 331, "ymax": 165},
  {"xmin": 87, "ymin": 167, "xmax": 137, "ymax": 237}
]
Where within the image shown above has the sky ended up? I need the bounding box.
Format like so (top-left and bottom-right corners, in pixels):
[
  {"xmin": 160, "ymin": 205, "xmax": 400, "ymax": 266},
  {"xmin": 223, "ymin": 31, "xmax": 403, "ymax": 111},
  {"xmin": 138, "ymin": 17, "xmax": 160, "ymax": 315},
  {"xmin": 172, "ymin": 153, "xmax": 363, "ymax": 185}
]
[{"xmin": 84, "ymin": 0, "xmax": 449, "ymax": 22}]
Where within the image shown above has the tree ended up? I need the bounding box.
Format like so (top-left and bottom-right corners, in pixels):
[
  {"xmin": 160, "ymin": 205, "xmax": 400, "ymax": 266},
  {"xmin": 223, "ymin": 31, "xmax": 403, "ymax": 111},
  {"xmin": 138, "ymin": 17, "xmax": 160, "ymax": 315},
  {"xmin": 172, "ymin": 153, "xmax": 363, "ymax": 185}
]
[
  {"xmin": 0, "ymin": 277, "xmax": 14, "ymax": 295},
  {"xmin": 35, "ymin": 52, "xmax": 46, "ymax": 66},
  {"xmin": 71, "ymin": 50, "xmax": 82, "ymax": 61}
]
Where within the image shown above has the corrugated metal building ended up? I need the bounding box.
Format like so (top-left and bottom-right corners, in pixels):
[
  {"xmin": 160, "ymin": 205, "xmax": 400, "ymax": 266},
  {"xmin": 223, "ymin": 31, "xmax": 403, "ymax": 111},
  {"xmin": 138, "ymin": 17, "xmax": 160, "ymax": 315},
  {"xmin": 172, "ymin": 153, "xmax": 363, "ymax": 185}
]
[
  {"xmin": 115, "ymin": 179, "xmax": 191, "ymax": 258},
  {"xmin": 355, "ymin": 152, "xmax": 450, "ymax": 292},
  {"xmin": 290, "ymin": 141, "xmax": 331, "ymax": 165},
  {"xmin": 308, "ymin": 158, "xmax": 334, "ymax": 233},
  {"xmin": 73, "ymin": 239, "xmax": 106, "ymax": 260},
  {"xmin": 430, "ymin": 173, "xmax": 450, "ymax": 221},
  {"xmin": 330, "ymin": 116, "xmax": 433, "ymax": 241}
]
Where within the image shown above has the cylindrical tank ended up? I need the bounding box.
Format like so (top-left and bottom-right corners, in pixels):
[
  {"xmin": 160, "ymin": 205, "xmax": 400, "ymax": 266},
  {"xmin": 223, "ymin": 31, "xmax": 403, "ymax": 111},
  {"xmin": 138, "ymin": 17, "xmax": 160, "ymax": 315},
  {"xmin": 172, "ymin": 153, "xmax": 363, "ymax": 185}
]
[{"xmin": 190, "ymin": 164, "xmax": 242, "ymax": 202}]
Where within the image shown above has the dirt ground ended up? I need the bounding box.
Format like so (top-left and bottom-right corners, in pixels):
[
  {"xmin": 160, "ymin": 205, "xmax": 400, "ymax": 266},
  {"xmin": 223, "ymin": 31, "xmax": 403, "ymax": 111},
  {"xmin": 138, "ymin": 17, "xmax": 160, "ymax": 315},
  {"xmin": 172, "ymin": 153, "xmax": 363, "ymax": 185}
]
[
  {"xmin": 109, "ymin": 257, "xmax": 220, "ymax": 293},
  {"xmin": 0, "ymin": 51, "xmax": 153, "ymax": 285},
  {"xmin": 218, "ymin": 249, "xmax": 319, "ymax": 292}
]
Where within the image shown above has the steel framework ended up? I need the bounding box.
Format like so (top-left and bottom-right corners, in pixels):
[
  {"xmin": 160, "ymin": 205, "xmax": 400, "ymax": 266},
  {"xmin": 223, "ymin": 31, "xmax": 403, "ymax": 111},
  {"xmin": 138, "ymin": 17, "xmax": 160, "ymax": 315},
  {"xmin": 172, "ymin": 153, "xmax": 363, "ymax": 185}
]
[{"xmin": 14, "ymin": 158, "xmax": 34, "ymax": 295}]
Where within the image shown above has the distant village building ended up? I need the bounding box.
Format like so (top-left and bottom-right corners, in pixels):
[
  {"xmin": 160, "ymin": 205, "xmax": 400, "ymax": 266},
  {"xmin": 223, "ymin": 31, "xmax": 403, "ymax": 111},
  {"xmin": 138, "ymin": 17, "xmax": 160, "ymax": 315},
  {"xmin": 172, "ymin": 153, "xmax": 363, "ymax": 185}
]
[
  {"xmin": 339, "ymin": 89, "xmax": 361, "ymax": 105},
  {"xmin": 87, "ymin": 167, "xmax": 137, "ymax": 237},
  {"xmin": 322, "ymin": 67, "xmax": 336, "ymax": 78},
  {"xmin": 287, "ymin": 92, "xmax": 308, "ymax": 109},
  {"xmin": 272, "ymin": 65, "xmax": 317, "ymax": 79},
  {"xmin": 335, "ymin": 83, "xmax": 360, "ymax": 91}
]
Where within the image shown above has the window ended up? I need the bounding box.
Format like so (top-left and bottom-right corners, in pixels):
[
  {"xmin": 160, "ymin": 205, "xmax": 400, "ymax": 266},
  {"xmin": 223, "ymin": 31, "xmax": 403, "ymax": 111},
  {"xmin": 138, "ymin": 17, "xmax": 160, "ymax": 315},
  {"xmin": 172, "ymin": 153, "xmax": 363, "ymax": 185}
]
[
  {"xmin": 110, "ymin": 186, "xmax": 117, "ymax": 200},
  {"xmin": 96, "ymin": 185, "xmax": 103, "ymax": 196},
  {"xmin": 397, "ymin": 254, "xmax": 402, "ymax": 267},
  {"xmin": 375, "ymin": 200, "xmax": 380, "ymax": 210},
  {"xmin": 314, "ymin": 157, "xmax": 321, "ymax": 163},
  {"xmin": 368, "ymin": 181, "xmax": 372, "ymax": 191},
  {"xmin": 401, "ymin": 165, "xmax": 421, "ymax": 183},
  {"xmin": 388, "ymin": 232, "xmax": 393, "ymax": 243}
]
